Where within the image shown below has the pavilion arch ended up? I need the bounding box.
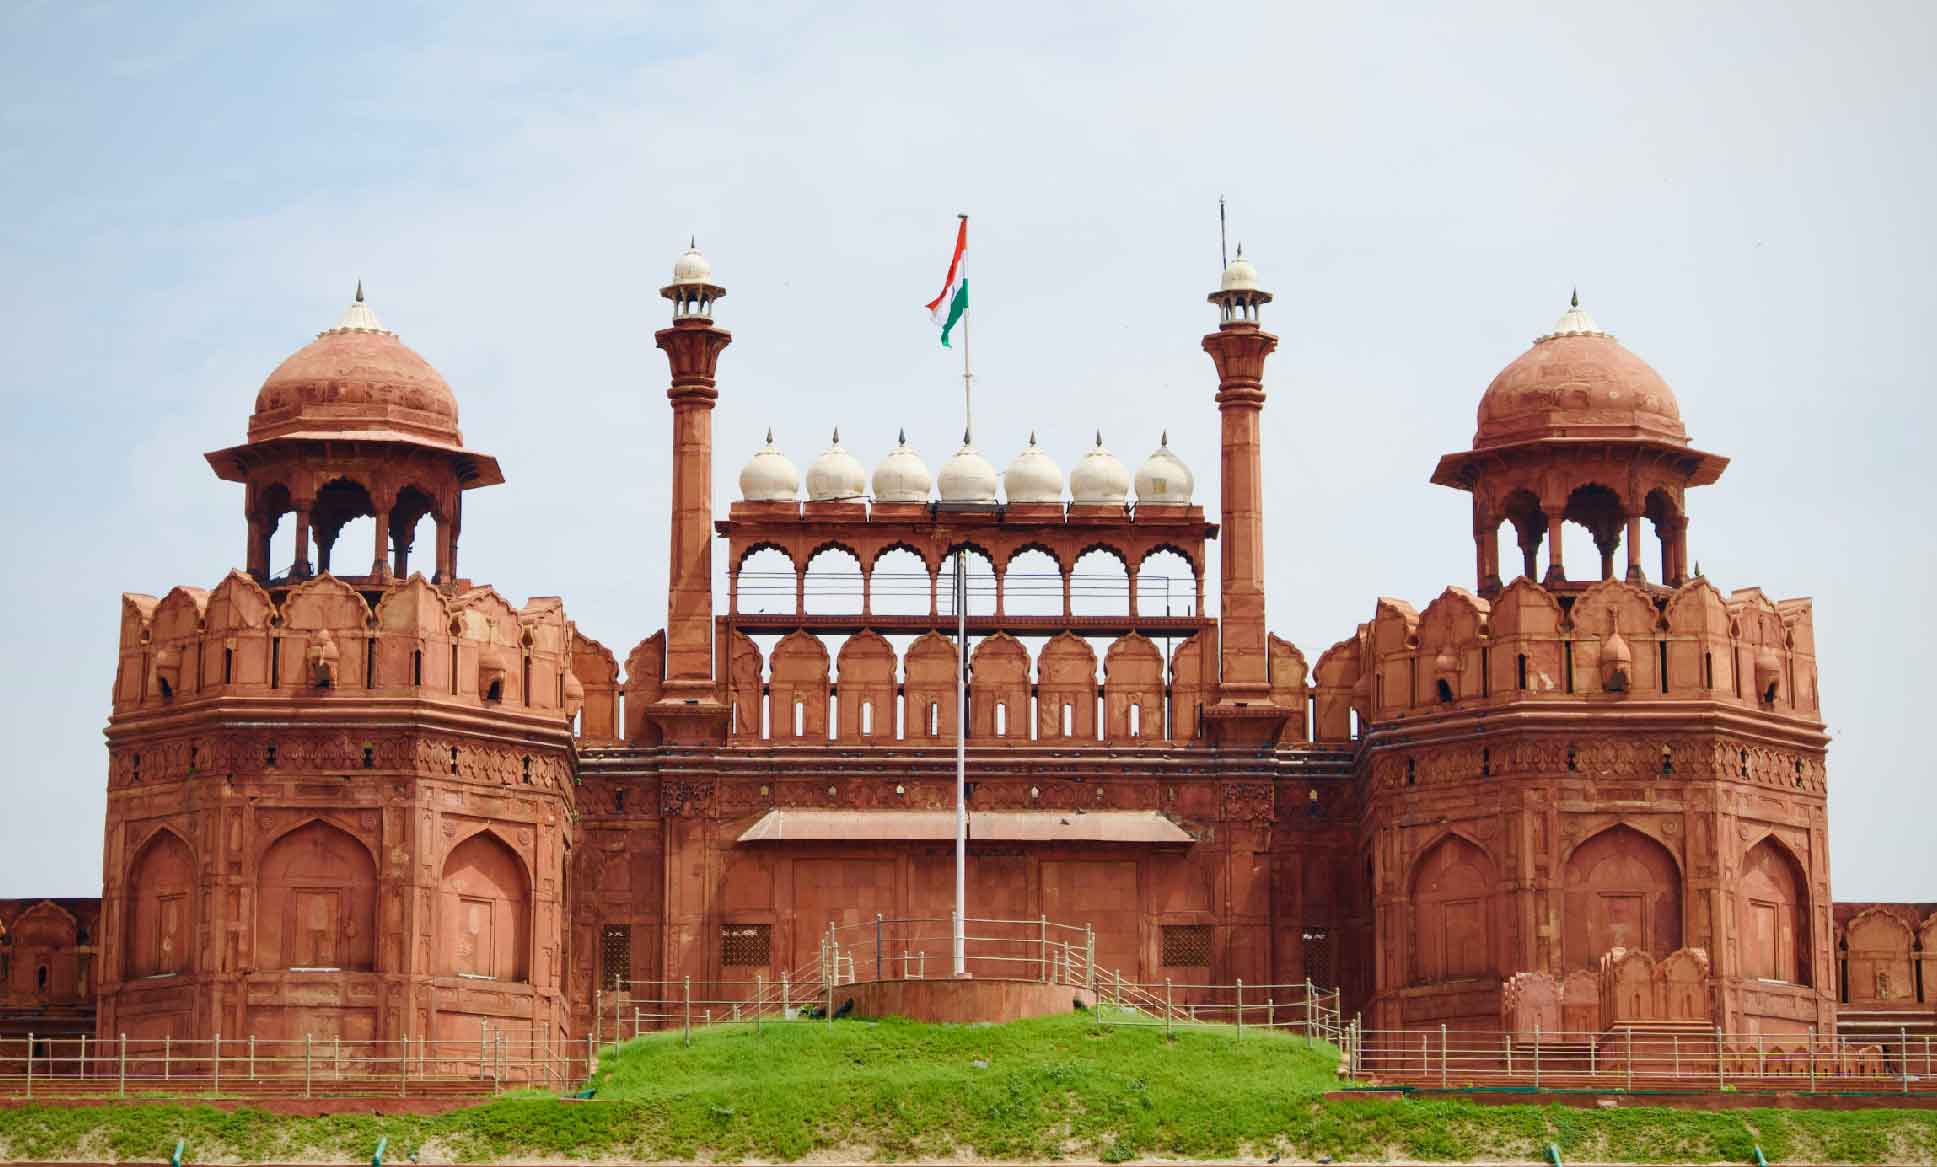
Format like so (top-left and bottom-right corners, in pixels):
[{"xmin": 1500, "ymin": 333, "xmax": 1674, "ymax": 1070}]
[
  {"xmin": 869, "ymin": 544, "xmax": 933, "ymax": 617},
  {"xmin": 942, "ymin": 544, "xmax": 997, "ymax": 617},
  {"xmin": 255, "ymin": 482, "xmax": 298, "ymax": 578},
  {"xmin": 803, "ymin": 543, "xmax": 864, "ymax": 615},
  {"xmin": 1561, "ymin": 482, "xmax": 1627, "ymax": 581},
  {"xmin": 1137, "ymin": 545, "xmax": 1199, "ymax": 617},
  {"xmin": 1739, "ymin": 834, "xmax": 1811, "ymax": 985},
  {"xmin": 1561, "ymin": 823, "xmax": 1682, "ymax": 969},
  {"xmin": 254, "ymin": 818, "xmax": 378, "ymax": 972},
  {"xmin": 1070, "ymin": 544, "xmax": 1130, "ymax": 617},
  {"xmin": 1004, "ymin": 545, "xmax": 1064, "ymax": 617},
  {"xmin": 124, "ymin": 827, "xmax": 195, "ymax": 979},
  {"xmin": 734, "ymin": 545, "xmax": 798, "ymax": 616},
  {"xmin": 1644, "ymin": 488, "xmax": 1685, "ymax": 584},
  {"xmin": 388, "ymin": 483, "xmax": 440, "ymax": 577},
  {"xmin": 1498, "ymin": 489, "xmax": 1547, "ymax": 581},
  {"xmin": 1409, "ymin": 831, "xmax": 1496, "ymax": 984},
  {"xmin": 436, "ymin": 828, "xmax": 531, "ymax": 982},
  {"xmin": 311, "ymin": 475, "xmax": 379, "ymax": 577}
]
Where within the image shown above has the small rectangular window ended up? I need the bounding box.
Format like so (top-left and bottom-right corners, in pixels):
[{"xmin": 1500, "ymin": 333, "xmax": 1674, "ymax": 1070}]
[
  {"xmin": 1161, "ymin": 923, "xmax": 1212, "ymax": 967},
  {"xmin": 928, "ymin": 702, "xmax": 940, "ymax": 736},
  {"xmin": 794, "ymin": 700, "xmax": 805, "ymax": 737},
  {"xmin": 1061, "ymin": 703, "xmax": 1073, "ymax": 735},
  {"xmin": 1129, "ymin": 703, "xmax": 1141, "ymax": 737},
  {"xmin": 996, "ymin": 702, "xmax": 1007, "ymax": 735},
  {"xmin": 861, "ymin": 701, "xmax": 873, "ymax": 735},
  {"xmin": 721, "ymin": 923, "xmax": 772, "ymax": 966}
]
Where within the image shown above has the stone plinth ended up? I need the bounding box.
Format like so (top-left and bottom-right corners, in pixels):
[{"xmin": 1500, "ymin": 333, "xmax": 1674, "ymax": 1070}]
[{"xmin": 839, "ymin": 978, "xmax": 1094, "ymax": 1024}]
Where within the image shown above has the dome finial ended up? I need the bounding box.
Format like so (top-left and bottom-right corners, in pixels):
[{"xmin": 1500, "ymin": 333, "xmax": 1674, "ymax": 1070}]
[
  {"xmin": 1095, "ymin": 430, "xmax": 1104, "ymax": 448},
  {"xmin": 1028, "ymin": 430, "xmax": 1037, "ymax": 446},
  {"xmin": 898, "ymin": 426, "xmax": 907, "ymax": 445},
  {"xmin": 832, "ymin": 426, "xmax": 840, "ymax": 445},
  {"xmin": 963, "ymin": 426, "xmax": 972, "ymax": 445},
  {"xmin": 765, "ymin": 427, "xmax": 773, "ymax": 444},
  {"xmin": 354, "ymin": 279, "xmax": 364, "ymax": 304},
  {"xmin": 1571, "ymin": 287, "xmax": 1579, "ymax": 309},
  {"xmin": 1161, "ymin": 429, "xmax": 1169, "ymax": 447},
  {"xmin": 690, "ymin": 234, "xmax": 696, "ymax": 250},
  {"xmin": 1235, "ymin": 241, "xmax": 1244, "ymax": 259}
]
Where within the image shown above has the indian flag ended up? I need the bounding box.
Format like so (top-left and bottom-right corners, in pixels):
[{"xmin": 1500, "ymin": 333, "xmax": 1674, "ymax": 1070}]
[{"xmin": 925, "ymin": 218, "xmax": 968, "ymax": 348}]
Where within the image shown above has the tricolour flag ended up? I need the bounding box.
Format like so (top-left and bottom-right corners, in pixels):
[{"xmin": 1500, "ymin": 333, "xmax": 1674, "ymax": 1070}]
[{"xmin": 925, "ymin": 218, "xmax": 968, "ymax": 348}]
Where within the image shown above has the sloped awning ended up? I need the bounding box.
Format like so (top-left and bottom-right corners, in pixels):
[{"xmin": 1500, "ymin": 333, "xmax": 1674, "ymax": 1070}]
[
  {"xmin": 735, "ymin": 809, "xmax": 1193, "ymax": 845},
  {"xmin": 736, "ymin": 810, "xmax": 958, "ymax": 842},
  {"xmin": 971, "ymin": 810, "xmax": 1195, "ymax": 844}
]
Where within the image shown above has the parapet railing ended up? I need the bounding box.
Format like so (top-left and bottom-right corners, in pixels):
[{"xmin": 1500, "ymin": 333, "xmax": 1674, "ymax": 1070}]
[
  {"xmin": 1341, "ymin": 1022, "xmax": 1937, "ymax": 1095},
  {"xmin": 0, "ymin": 1027, "xmax": 587, "ymax": 1101}
]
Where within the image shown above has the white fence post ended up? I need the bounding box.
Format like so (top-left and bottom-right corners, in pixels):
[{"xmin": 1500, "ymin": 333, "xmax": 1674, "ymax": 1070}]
[
  {"xmin": 1440, "ymin": 1023, "xmax": 1448, "ymax": 1088},
  {"xmin": 24, "ymin": 1033, "xmax": 32, "ymax": 1100},
  {"xmin": 304, "ymin": 1033, "xmax": 313, "ymax": 1099},
  {"xmin": 118, "ymin": 1033, "xmax": 127, "ymax": 1099},
  {"xmin": 212, "ymin": 1032, "xmax": 221, "ymax": 1095},
  {"xmin": 1235, "ymin": 979, "xmax": 1244, "ymax": 1040}
]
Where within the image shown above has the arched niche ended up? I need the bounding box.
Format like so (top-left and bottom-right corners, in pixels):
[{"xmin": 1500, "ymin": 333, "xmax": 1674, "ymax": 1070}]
[
  {"xmin": 1410, "ymin": 834, "xmax": 1495, "ymax": 984},
  {"xmin": 255, "ymin": 820, "xmax": 377, "ymax": 972},
  {"xmin": 436, "ymin": 831, "xmax": 530, "ymax": 983},
  {"xmin": 1843, "ymin": 908, "xmax": 1915, "ymax": 1005},
  {"xmin": 125, "ymin": 829, "xmax": 195, "ymax": 979},
  {"xmin": 1739, "ymin": 836, "xmax": 1809, "ymax": 986},
  {"xmin": 1562, "ymin": 824, "xmax": 1682, "ymax": 969}
]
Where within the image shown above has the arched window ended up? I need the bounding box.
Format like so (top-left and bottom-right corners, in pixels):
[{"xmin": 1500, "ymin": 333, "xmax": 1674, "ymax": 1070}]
[
  {"xmin": 437, "ymin": 832, "xmax": 530, "ymax": 982},
  {"xmin": 124, "ymin": 831, "xmax": 194, "ymax": 978},
  {"xmin": 256, "ymin": 821, "xmax": 378, "ymax": 972}
]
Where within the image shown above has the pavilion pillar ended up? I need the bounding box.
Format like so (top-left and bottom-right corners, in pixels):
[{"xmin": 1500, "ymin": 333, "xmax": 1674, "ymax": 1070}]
[
  {"xmin": 291, "ymin": 502, "xmax": 313, "ymax": 579},
  {"xmin": 1542, "ymin": 511, "xmax": 1565, "ymax": 585},
  {"xmin": 1625, "ymin": 515, "xmax": 1645, "ymax": 584}
]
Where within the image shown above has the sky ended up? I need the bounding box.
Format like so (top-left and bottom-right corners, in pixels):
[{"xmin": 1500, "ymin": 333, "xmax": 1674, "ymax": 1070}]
[{"xmin": 0, "ymin": 1, "xmax": 1932, "ymax": 899}]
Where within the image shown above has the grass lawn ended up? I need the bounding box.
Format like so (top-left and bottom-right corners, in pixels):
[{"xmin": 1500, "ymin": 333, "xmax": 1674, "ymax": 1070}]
[{"xmin": 3, "ymin": 1013, "xmax": 1936, "ymax": 1162}]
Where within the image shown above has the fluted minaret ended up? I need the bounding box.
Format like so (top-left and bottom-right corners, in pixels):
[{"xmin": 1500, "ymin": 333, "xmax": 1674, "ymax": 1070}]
[
  {"xmin": 1201, "ymin": 246, "xmax": 1288, "ymax": 744},
  {"xmin": 651, "ymin": 242, "xmax": 733, "ymax": 743}
]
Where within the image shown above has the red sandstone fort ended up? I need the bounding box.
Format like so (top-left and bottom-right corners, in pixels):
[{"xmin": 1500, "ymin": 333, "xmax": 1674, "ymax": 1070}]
[{"xmin": 3, "ymin": 243, "xmax": 1933, "ymax": 1062}]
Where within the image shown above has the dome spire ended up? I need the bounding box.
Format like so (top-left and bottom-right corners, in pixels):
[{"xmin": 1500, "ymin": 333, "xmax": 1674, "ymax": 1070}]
[{"xmin": 354, "ymin": 279, "xmax": 364, "ymax": 303}]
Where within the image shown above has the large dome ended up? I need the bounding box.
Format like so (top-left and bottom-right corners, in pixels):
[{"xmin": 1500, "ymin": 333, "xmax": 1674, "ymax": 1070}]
[
  {"xmin": 1473, "ymin": 297, "xmax": 1685, "ymax": 449},
  {"xmin": 248, "ymin": 288, "xmax": 462, "ymax": 446}
]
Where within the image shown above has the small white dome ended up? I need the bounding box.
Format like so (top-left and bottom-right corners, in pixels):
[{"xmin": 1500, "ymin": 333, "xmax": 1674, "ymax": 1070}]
[
  {"xmin": 938, "ymin": 436, "xmax": 999, "ymax": 504},
  {"xmin": 739, "ymin": 430, "xmax": 799, "ymax": 502},
  {"xmin": 325, "ymin": 280, "xmax": 391, "ymax": 336},
  {"xmin": 806, "ymin": 429, "xmax": 867, "ymax": 501},
  {"xmin": 1070, "ymin": 432, "xmax": 1131, "ymax": 505},
  {"xmin": 1134, "ymin": 432, "xmax": 1194, "ymax": 507},
  {"xmin": 1538, "ymin": 290, "xmax": 1611, "ymax": 341},
  {"xmin": 671, "ymin": 240, "xmax": 713, "ymax": 286},
  {"xmin": 1003, "ymin": 433, "xmax": 1064, "ymax": 504},
  {"xmin": 872, "ymin": 430, "xmax": 932, "ymax": 503},
  {"xmin": 1219, "ymin": 249, "xmax": 1262, "ymax": 293}
]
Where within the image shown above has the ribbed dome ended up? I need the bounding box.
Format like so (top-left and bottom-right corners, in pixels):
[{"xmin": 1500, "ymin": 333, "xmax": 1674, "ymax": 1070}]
[
  {"xmin": 872, "ymin": 430, "xmax": 933, "ymax": 502},
  {"xmin": 1070, "ymin": 433, "xmax": 1131, "ymax": 505},
  {"xmin": 1003, "ymin": 433, "xmax": 1064, "ymax": 503},
  {"xmin": 805, "ymin": 429, "xmax": 867, "ymax": 501},
  {"xmin": 249, "ymin": 285, "xmax": 461, "ymax": 446},
  {"xmin": 671, "ymin": 241, "xmax": 713, "ymax": 285},
  {"xmin": 938, "ymin": 436, "xmax": 999, "ymax": 504},
  {"xmin": 1475, "ymin": 295, "xmax": 1686, "ymax": 449},
  {"xmin": 1133, "ymin": 432, "xmax": 1194, "ymax": 507},
  {"xmin": 739, "ymin": 430, "xmax": 800, "ymax": 501},
  {"xmin": 1219, "ymin": 252, "xmax": 1262, "ymax": 292}
]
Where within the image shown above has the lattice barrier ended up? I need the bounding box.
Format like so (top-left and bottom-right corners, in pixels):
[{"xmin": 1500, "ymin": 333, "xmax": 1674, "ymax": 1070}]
[{"xmin": 1342, "ymin": 1022, "xmax": 1937, "ymax": 1095}]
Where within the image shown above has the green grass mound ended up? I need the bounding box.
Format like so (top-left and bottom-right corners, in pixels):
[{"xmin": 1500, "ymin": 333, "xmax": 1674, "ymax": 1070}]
[{"xmin": 2, "ymin": 1013, "xmax": 1936, "ymax": 1162}]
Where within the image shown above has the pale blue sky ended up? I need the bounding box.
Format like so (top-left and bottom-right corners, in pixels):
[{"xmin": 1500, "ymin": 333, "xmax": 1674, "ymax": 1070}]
[{"xmin": 2, "ymin": 2, "xmax": 1931, "ymax": 898}]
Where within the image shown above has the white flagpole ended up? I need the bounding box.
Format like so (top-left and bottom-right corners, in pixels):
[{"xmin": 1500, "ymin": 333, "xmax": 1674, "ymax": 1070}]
[{"xmin": 953, "ymin": 212, "xmax": 971, "ymax": 980}]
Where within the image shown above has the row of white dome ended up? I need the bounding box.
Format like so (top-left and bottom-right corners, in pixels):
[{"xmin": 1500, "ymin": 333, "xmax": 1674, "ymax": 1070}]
[{"xmin": 739, "ymin": 431, "xmax": 1196, "ymax": 506}]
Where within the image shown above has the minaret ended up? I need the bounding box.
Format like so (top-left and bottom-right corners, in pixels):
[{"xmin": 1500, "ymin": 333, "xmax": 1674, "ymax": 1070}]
[
  {"xmin": 1201, "ymin": 246, "xmax": 1289, "ymax": 744},
  {"xmin": 650, "ymin": 241, "xmax": 734, "ymax": 743}
]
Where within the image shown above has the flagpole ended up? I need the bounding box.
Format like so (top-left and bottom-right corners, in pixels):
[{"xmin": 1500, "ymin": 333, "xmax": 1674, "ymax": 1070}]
[{"xmin": 953, "ymin": 211, "xmax": 970, "ymax": 980}]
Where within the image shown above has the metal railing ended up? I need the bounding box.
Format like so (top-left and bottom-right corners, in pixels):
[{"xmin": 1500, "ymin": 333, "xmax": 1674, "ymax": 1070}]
[
  {"xmin": 1343, "ymin": 1023, "xmax": 1937, "ymax": 1094},
  {"xmin": 593, "ymin": 914, "xmax": 1343, "ymax": 1049},
  {"xmin": 0, "ymin": 1026, "xmax": 587, "ymax": 1101}
]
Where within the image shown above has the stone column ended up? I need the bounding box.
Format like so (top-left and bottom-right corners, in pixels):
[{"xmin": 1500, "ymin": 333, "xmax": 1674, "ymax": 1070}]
[
  {"xmin": 1625, "ymin": 514, "xmax": 1645, "ymax": 584},
  {"xmin": 291, "ymin": 501, "xmax": 313, "ymax": 578},
  {"xmin": 247, "ymin": 513, "xmax": 270, "ymax": 580},
  {"xmin": 372, "ymin": 492, "xmax": 394, "ymax": 579},
  {"xmin": 1062, "ymin": 570, "xmax": 1073, "ymax": 619},
  {"xmin": 1126, "ymin": 564, "xmax": 1140, "ymax": 618},
  {"xmin": 1672, "ymin": 516, "xmax": 1690, "ymax": 586},
  {"xmin": 434, "ymin": 513, "xmax": 453, "ymax": 583},
  {"xmin": 1542, "ymin": 511, "xmax": 1565, "ymax": 584}
]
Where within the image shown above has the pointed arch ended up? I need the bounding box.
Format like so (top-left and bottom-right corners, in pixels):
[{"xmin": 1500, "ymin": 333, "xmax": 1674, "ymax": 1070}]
[
  {"xmin": 1740, "ymin": 834, "xmax": 1810, "ymax": 985},
  {"xmin": 1843, "ymin": 907, "xmax": 1916, "ymax": 1005},
  {"xmin": 1562, "ymin": 824, "xmax": 1682, "ymax": 969},
  {"xmin": 770, "ymin": 630, "xmax": 831, "ymax": 741},
  {"xmin": 836, "ymin": 630, "xmax": 896, "ymax": 742},
  {"xmin": 1409, "ymin": 832, "xmax": 1496, "ymax": 984},
  {"xmin": 436, "ymin": 829, "xmax": 530, "ymax": 982},
  {"xmin": 124, "ymin": 827, "xmax": 195, "ymax": 979},
  {"xmin": 255, "ymin": 819, "xmax": 378, "ymax": 971}
]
